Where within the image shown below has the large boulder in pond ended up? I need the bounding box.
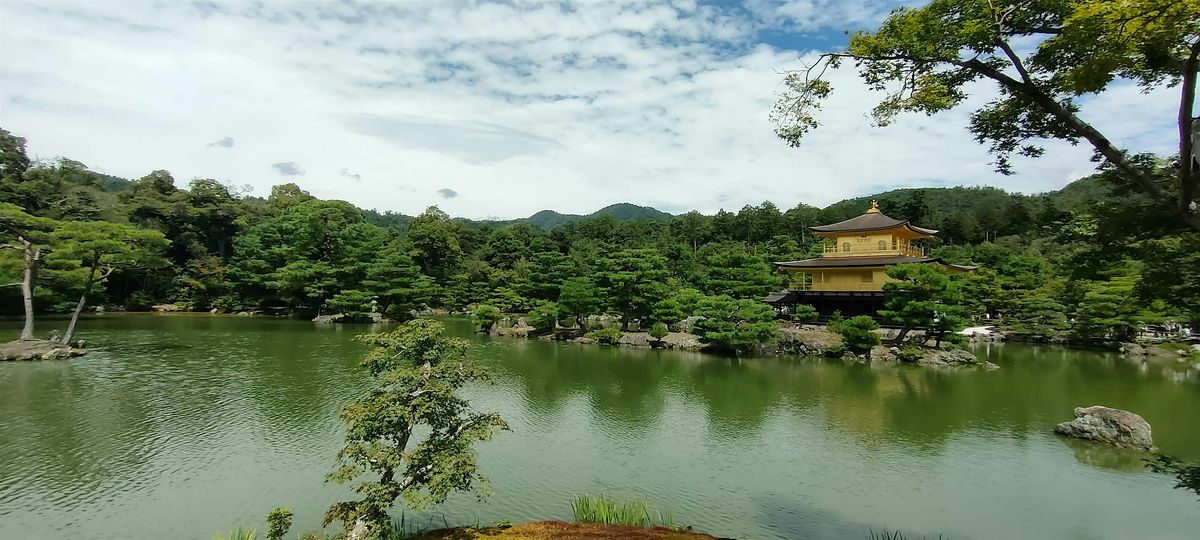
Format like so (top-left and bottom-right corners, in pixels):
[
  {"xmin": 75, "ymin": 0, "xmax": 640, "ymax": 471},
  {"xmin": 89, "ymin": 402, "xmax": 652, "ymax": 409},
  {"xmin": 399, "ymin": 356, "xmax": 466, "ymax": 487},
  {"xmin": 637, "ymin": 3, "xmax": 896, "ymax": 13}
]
[
  {"xmin": 1, "ymin": 339, "xmax": 87, "ymax": 361},
  {"xmin": 661, "ymin": 332, "xmax": 703, "ymax": 350},
  {"xmin": 916, "ymin": 348, "xmax": 999, "ymax": 369},
  {"xmin": 1054, "ymin": 406, "xmax": 1154, "ymax": 450},
  {"xmin": 617, "ymin": 332, "xmax": 650, "ymax": 347}
]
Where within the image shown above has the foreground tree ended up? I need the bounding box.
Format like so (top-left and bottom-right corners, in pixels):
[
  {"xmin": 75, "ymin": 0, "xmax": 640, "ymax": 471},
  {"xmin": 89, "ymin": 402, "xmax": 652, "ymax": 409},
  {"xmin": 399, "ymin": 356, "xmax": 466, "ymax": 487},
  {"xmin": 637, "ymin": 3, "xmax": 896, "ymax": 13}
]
[
  {"xmin": 773, "ymin": 0, "xmax": 1200, "ymax": 230},
  {"xmin": 51, "ymin": 221, "xmax": 167, "ymax": 343},
  {"xmin": 325, "ymin": 320, "xmax": 507, "ymax": 537}
]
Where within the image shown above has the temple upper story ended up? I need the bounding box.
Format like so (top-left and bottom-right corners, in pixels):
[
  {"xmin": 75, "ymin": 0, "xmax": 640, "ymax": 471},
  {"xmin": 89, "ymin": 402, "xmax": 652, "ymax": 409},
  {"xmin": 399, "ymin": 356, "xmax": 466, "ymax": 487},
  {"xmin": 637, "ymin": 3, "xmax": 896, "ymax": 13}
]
[
  {"xmin": 812, "ymin": 200, "xmax": 936, "ymax": 258},
  {"xmin": 772, "ymin": 201, "xmax": 973, "ymax": 293}
]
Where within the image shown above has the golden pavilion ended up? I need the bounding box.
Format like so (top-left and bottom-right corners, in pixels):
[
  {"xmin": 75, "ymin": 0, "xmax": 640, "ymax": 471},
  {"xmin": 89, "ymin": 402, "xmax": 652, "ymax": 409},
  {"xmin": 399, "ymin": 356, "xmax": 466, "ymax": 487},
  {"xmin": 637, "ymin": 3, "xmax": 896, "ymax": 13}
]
[{"xmin": 764, "ymin": 201, "xmax": 973, "ymax": 317}]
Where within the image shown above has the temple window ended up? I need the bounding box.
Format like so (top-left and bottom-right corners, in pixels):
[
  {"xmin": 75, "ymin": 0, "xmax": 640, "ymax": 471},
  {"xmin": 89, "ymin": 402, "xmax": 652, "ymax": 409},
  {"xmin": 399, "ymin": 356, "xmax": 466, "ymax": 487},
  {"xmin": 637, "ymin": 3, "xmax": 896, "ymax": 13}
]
[
  {"xmin": 841, "ymin": 242, "xmax": 850, "ymax": 252},
  {"xmin": 877, "ymin": 240, "xmax": 887, "ymax": 251}
]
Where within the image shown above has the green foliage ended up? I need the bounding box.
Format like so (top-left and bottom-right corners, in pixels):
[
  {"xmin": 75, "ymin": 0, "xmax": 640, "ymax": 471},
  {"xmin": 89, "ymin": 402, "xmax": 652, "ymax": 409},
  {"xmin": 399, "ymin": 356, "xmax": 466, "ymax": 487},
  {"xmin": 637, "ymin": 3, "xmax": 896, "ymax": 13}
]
[
  {"xmin": 525, "ymin": 250, "xmax": 573, "ymax": 301},
  {"xmin": 822, "ymin": 343, "xmax": 847, "ymax": 358},
  {"xmin": 830, "ymin": 315, "xmax": 881, "ymax": 353},
  {"xmin": 3, "ymin": 125, "xmax": 1198, "ymax": 350},
  {"xmin": 486, "ymin": 287, "xmax": 529, "ymax": 313},
  {"xmin": 593, "ymin": 248, "xmax": 669, "ymax": 330},
  {"xmin": 325, "ymin": 320, "xmax": 507, "ymax": 534},
  {"xmin": 1072, "ymin": 273, "xmax": 1163, "ymax": 342},
  {"xmin": 896, "ymin": 346, "xmax": 925, "ymax": 363},
  {"xmin": 471, "ymin": 304, "xmax": 502, "ymax": 331},
  {"xmin": 570, "ymin": 494, "xmax": 676, "ymax": 528},
  {"xmin": 265, "ymin": 508, "xmax": 293, "ymax": 540},
  {"xmin": 791, "ymin": 304, "xmax": 818, "ymax": 323},
  {"xmin": 407, "ymin": 207, "xmax": 463, "ymax": 281},
  {"xmin": 649, "ymin": 322, "xmax": 669, "ymax": 341},
  {"xmin": 1005, "ymin": 281, "xmax": 1071, "ymax": 341},
  {"xmin": 557, "ymin": 277, "xmax": 601, "ymax": 328},
  {"xmin": 363, "ymin": 247, "xmax": 434, "ymax": 320},
  {"xmin": 693, "ymin": 294, "xmax": 778, "ymax": 354},
  {"xmin": 694, "ymin": 242, "xmax": 782, "ymax": 298},
  {"xmin": 585, "ymin": 327, "xmax": 623, "ymax": 345},
  {"xmin": 326, "ymin": 290, "xmax": 375, "ymax": 320},
  {"xmin": 772, "ymin": 0, "xmax": 1200, "ymax": 229},
  {"xmin": 1138, "ymin": 234, "xmax": 1200, "ymax": 327},
  {"xmin": 526, "ymin": 302, "xmax": 559, "ymax": 334},
  {"xmin": 650, "ymin": 298, "xmax": 686, "ymax": 328},
  {"xmin": 213, "ymin": 528, "xmax": 256, "ymax": 540},
  {"xmin": 651, "ymin": 287, "xmax": 705, "ymax": 329},
  {"xmin": 879, "ymin": 264, "xmax": 969, "ymax": 345}
]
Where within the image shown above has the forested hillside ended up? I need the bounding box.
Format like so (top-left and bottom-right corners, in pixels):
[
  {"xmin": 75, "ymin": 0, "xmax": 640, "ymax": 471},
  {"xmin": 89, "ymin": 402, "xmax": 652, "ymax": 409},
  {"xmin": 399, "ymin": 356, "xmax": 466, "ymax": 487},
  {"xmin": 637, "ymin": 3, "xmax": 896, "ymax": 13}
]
[{"xmin": 1, "ymin": 126, "xmax": 1195, "ymax": 345}]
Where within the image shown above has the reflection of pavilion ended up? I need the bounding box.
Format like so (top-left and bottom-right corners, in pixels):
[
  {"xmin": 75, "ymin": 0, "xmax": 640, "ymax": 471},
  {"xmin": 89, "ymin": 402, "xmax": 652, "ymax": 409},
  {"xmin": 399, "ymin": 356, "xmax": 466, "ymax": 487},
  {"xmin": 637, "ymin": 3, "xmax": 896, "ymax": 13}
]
[{"xmin": 765, "ymin": 201, "xmax": 973, "ymax": 317}]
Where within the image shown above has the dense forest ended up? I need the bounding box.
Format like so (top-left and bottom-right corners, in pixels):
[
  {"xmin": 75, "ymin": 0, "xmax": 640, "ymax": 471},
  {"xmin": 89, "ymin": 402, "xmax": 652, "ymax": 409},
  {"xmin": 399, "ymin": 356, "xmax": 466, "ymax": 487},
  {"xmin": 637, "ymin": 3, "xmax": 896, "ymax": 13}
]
[{"xmin": 1, "ymin": 126, "xmax": 1196, "ymax": 346}]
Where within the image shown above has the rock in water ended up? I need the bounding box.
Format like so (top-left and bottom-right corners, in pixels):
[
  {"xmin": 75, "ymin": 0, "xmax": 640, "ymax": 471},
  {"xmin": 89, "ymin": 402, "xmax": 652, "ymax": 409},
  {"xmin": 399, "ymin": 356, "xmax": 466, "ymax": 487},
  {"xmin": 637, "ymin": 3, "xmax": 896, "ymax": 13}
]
[
  {"xmin": 0, "ymin": 339, "xmax": 87, "ymax": 361},
  {"xmin": 1054, "ymin": 406, "xmax": 1154, "ymax": 450}
]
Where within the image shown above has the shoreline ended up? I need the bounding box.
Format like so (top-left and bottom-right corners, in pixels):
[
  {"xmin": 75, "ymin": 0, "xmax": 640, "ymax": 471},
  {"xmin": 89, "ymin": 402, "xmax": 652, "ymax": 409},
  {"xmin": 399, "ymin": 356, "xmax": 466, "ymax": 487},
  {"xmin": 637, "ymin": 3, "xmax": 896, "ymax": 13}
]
[{"xmin": 15, "ymin": 310, "xmax": 1198, "ymax": 366}]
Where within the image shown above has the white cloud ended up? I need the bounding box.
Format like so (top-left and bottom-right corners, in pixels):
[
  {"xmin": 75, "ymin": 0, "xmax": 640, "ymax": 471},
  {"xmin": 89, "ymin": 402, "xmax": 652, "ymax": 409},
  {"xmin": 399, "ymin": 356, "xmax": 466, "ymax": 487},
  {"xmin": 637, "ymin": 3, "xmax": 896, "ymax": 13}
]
[{"xmin": 0, "ymin": 0, "xmax": 1178, "ymax": 219}]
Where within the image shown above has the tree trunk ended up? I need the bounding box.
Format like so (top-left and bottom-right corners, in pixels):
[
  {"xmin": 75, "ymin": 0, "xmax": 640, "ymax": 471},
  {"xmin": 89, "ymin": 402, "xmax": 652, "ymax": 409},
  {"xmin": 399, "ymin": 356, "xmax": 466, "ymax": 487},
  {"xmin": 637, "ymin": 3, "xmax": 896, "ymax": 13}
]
[
  {"xmin": 962, "ymin": 58, "xmax": 1200, "ymax": 231},
  {"xmin": 61, "ymin": 259, "xmax": 99, "ymax": 345},
  {"xmin": 892, "ymin": 326, "xmax": 911, "ymax": 345},
  {"xmin": 19, "ymin": 240, "xmax": 39, "ymax": 341},
  {"xmin": 1178, "ymin": 41, "xmax": 1199, "ymax": 214}
]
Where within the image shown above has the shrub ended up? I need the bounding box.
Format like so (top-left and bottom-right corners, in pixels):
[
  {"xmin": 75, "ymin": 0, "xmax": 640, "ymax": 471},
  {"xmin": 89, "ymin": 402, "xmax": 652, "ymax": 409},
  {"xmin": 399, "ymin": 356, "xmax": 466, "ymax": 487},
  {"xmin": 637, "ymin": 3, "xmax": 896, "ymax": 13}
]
[
  {"xmin": 526, "ymin": 302, "xmax": 559, "ymax": 334},
  {"xmin": 693, "ymin": 294, "xmax": 779, "ymax": 354},
  {"xmin": 649, "ymin": 322, "xmax": 669, "ymax": 341},
  {"xmin": 213, "ymin": 528, "xmax": 256, "ymax": 540},
  {"xmin": 896, "ymin": 346, "xmax": 924, "ymax": 363},
  {"xmin": 831, "ymin": 315, "xmax": 880, "ymax": 353},
  {"xmin": 826, "ymin": 310, "xmax": 844, "ymax": 332},
  {"xmin": 471, "ymin": 304, "xmax": 502, "ymax": 331},
  {"xmin": 585, "ymin": 327, "xmax": 624, "ymax": 345},
  {"xmin": 326, "ymin": 289, "xmax": 375, "ymax": 320},
  {"xmin": 266, "ymin": 508, "xmax": 293, "ymax": 540},
  {"xmin": 792, "ymin": 304, "xmax": 818, "ymax": 323},
  {"xmin": 822, "ymin": 343, "xmax": 846, "ymax": 358}
]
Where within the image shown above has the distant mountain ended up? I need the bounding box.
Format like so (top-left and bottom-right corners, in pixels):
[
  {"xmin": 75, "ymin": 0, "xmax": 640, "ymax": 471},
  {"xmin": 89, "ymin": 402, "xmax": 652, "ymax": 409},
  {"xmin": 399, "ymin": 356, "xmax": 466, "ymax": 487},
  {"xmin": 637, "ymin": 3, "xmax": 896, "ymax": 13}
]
[
  {"xmin": 821, "ymin": 186, "xmax": 1017, "ymax": 224},
  {"xmin": 496, "ymin": 203, "xmax": 672, "ymax": 229}
]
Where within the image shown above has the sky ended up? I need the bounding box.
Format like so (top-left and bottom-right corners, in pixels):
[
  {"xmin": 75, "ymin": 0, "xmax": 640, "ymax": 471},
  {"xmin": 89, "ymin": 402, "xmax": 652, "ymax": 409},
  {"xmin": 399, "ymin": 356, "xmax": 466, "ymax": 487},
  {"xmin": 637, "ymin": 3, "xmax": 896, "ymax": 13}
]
[{"xmin": 0, "ymin": 0, "xmax": 1179, "ymax": 219}]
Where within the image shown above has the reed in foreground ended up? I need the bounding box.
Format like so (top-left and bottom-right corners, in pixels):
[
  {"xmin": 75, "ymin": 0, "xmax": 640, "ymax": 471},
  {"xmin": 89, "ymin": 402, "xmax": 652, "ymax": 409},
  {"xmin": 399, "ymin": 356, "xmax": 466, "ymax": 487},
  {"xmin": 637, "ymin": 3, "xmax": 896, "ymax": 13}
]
[
  {"xmin": 213, "ymin": 528, "xmax": 257, "ymax": 540},
  {"xmin": 570, "ymin": 494, "xmax": 677, "ymax": 528}
]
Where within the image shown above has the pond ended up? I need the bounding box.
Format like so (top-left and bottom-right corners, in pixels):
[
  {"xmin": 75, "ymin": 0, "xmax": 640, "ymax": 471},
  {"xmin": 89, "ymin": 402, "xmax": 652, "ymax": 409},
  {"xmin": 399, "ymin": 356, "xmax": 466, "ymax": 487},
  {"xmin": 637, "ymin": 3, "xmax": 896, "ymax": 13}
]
[{"xmin": 1, "ymin": 314, "xmax": 1198, "ymax": 539}]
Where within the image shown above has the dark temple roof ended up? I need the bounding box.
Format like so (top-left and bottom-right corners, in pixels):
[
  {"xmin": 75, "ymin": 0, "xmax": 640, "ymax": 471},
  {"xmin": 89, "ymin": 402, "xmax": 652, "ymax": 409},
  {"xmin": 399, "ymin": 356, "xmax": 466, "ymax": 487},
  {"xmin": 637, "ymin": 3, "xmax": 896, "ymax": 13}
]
[
  {"xmin": 774, "ymin": 256, "xmax": 975, "ymax": 271},
  {"xmin": 810, "ymin": 210, "xmax": 937, "ymax": 236}
]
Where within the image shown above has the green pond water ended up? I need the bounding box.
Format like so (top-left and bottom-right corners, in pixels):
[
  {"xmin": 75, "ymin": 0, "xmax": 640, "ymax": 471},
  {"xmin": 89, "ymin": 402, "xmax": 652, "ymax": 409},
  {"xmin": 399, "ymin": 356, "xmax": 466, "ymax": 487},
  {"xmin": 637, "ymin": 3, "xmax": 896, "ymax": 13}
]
[{"xmin": 1, "ymin": 314, "xmax": 1199, "ymax": 539}]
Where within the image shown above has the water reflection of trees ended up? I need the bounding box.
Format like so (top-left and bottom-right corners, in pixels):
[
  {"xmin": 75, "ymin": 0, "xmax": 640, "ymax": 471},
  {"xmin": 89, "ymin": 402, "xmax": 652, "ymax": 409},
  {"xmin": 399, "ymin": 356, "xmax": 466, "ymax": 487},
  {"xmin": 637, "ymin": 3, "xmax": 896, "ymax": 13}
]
[
  {"xmin": 490, "ymin": 341, "xmax": 675, "ymax": 435},
  {"xmin": 492, "ymin": 340, "xmax": 1200, "ymax": 461}
]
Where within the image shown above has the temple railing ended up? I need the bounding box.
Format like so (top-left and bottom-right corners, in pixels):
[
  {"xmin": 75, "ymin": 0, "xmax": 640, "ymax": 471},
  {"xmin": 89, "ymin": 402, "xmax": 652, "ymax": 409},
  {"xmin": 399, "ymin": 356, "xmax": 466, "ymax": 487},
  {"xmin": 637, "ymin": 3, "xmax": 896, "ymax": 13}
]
[{"xmin": 821, "ymin": 245, "xmax": 925, "ymax": 257}]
